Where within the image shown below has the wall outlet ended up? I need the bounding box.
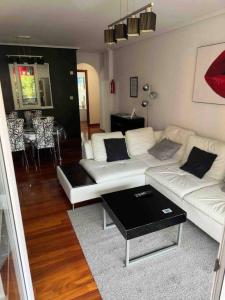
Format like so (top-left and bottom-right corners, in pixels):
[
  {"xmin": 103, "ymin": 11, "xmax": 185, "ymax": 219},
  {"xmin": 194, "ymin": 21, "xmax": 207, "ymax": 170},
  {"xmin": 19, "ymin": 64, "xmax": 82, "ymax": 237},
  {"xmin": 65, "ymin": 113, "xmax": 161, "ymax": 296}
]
[{"xmin": 69, "ymin": 96, "xmax": 74, "ymax": 100}]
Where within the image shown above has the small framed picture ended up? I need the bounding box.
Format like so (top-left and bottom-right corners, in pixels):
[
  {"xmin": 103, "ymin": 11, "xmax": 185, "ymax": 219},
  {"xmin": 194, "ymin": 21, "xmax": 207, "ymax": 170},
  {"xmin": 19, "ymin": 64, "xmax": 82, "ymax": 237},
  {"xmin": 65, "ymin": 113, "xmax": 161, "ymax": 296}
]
[{"xmin": 130, "ymin": 76, "xmax": 138, "ymax": 98}]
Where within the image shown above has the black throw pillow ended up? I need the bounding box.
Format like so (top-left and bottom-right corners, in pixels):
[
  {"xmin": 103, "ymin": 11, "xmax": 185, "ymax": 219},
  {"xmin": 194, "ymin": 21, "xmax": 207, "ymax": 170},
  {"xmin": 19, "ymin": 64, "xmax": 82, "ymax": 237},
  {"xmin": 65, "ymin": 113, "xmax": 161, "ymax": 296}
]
[
  {"xmin": 180, "ymin": 146, "xmax": 217, "ymax": 179},
  {"xmin": 104, "ymin": 138, "xmax": 130, "ymax": 162}
]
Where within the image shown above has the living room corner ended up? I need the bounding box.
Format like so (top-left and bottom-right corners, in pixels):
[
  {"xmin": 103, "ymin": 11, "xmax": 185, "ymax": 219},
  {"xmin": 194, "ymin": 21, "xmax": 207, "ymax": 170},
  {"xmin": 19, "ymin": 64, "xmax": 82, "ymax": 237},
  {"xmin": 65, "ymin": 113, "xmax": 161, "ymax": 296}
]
[{"xmin": 0, "ymin": 1, "xmax": 225, "ymax": 300}]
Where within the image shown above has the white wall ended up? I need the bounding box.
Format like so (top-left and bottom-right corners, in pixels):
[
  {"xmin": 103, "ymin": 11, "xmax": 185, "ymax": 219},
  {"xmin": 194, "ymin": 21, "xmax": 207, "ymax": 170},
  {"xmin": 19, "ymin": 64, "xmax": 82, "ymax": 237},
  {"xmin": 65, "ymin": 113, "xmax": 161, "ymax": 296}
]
[
  {"xmin": 100, "ymin": 49, "xmax": 118, "ymax": 132},
  {"xmin": 77, "ymin": 50, "xmax": 118, "ymax": 131},
  {"xmin": 79, "ymin": 108, "xmax": 87, "ymax": 121},
  {"xmin": 114, "ymin": 14, "xmax": 225, "ymax": 141},
  {"xmin": 77, "ymin": 52, "xmax": 101, "ymax": 125}
]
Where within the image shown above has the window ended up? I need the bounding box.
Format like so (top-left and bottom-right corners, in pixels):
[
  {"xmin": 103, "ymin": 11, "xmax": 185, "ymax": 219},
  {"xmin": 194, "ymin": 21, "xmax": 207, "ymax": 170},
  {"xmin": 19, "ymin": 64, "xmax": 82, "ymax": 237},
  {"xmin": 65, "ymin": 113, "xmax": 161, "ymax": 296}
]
[{"xmin": 18, "ymin": 65, "xmax": 38, "ymax": 105}]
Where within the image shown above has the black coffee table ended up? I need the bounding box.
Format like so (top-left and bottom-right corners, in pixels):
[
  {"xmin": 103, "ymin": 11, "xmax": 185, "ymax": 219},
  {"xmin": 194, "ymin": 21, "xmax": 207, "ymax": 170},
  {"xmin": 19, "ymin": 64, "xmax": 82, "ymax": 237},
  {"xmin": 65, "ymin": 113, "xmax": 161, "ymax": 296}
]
[{"xmin": 101, "ymin": 185, "xmax": 186, "ymax": 267}]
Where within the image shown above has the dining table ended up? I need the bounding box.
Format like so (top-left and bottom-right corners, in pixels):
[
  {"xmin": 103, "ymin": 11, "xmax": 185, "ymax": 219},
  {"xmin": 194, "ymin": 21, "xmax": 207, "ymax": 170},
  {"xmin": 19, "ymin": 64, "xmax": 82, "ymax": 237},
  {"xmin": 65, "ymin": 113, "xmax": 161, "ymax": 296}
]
[{"xmin": 23, "ymin": 124, "xmax": 66, "ymax": 163}]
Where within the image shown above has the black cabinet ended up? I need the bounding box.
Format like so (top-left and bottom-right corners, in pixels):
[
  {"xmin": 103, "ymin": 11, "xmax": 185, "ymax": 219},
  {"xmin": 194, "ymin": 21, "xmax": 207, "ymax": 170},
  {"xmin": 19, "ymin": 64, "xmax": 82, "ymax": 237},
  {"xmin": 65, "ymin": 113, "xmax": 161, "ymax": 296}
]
[{"xmin": 111, "ymin": 114, "xmax": 145, "ymax": 134}]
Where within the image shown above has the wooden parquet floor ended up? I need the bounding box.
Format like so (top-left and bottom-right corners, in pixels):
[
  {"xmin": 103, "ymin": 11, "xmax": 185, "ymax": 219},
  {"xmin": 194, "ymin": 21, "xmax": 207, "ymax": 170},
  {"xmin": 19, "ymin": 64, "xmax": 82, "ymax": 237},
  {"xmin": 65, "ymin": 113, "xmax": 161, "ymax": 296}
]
[{"xmin": 15, "ymin": 129, "xmax": 102, "ymax": 299}]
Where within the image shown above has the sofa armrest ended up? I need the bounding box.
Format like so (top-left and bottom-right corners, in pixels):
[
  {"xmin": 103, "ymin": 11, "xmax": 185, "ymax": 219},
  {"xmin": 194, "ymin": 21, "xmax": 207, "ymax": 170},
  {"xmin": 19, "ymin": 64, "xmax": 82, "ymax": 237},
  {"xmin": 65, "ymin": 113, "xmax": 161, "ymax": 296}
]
[
  {"xmin": 82, "ymin": 140, "xmax": 94, "ymax": 159},
  {"xmin": 154, "ymin": 130, "xmax": 163, "ymax": 143}
]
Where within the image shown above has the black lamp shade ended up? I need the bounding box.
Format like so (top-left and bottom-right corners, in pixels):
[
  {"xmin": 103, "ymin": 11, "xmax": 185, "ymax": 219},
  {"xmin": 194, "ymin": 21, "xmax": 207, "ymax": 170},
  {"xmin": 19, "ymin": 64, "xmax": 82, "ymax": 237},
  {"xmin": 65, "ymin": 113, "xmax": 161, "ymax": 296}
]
[
  {"xmin": 140, "ymin": 11, "xmax": 156, "ymax": 32},
  {"xmin": 115, "ymin": 23, "xmax": 127, "ymax": 41},
  {"xmin": 28, "ymin": 57, "xmax": 35, "ymax": 64},
  {"xmin": 37, "ymin": 57, "xmax": 45, "ymax": 64},
  {"xmin": 104, "ymin": 28, "xmax": 116, "ymax": 44},
  {"xmin": 7, "ymin": 56, "xmax": 15, "ymax": 64},
  {"xmin": 127, "ymin": 17, "xmax": 140, "ymax": 37}
]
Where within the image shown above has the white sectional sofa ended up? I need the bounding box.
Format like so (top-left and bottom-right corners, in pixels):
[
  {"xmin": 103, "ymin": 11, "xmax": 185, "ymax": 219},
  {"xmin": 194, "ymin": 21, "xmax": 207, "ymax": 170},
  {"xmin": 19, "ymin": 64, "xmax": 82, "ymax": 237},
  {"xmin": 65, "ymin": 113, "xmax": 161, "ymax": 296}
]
[{"xmin": 57, "ymin": 125, "xmax": 225, "ymax": 243}]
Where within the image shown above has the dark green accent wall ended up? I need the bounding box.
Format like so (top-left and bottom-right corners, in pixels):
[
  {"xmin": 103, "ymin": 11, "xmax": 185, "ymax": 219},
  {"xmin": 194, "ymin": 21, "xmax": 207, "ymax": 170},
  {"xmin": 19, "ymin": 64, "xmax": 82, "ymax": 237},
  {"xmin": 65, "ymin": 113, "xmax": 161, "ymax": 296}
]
[{"xmin": 0, "ymin": 45, "xmax": 80, "ymax": 138}]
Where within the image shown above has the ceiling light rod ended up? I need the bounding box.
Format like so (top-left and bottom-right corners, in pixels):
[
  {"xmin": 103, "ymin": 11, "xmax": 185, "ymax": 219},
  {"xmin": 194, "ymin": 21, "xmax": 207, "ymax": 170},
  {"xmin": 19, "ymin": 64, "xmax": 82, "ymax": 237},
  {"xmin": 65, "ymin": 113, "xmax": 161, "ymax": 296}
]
[
  {"xmin": 108, "ymin": 2, "xmax": 153, "ymax": 27},
  {"xmin": 6, "ymin": 55, "xmax": 43, "ymax": 58}
]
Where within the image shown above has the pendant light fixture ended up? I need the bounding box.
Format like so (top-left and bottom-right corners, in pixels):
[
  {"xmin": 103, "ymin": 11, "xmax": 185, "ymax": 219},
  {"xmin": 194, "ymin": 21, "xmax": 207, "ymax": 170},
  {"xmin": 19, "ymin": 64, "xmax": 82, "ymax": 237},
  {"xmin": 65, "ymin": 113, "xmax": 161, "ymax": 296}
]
[
  {"xmin": 115, "ymin": 23, "xmax": 127, "ymax": 41},
  {"xmin": 104, "ymin": 2, "xmax": 156, "ymax": 45},
  {"xmin": 140, "ymin": 4, "xmax": 156, "ymax": 33},
  {"xmin": 127, "ymin": 15, "xmax": 140, "ymax": 37},
  {"xmin": 115, "ymin": 0, "xmax": 127, "ymax": 41},
  {"xmin": 104, "ymin": 27, "xmax": 116, "ymax": 45}
]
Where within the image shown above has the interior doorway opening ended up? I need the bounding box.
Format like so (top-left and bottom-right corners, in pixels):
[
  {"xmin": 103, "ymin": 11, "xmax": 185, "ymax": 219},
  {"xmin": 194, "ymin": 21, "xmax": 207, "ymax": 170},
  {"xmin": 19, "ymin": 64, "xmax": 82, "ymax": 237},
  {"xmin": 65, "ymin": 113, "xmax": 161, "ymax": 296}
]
[
  {"xmin": 77, "ymin": 70, "xmax": 89, "ymax": 125},
  {"xmin": 77, "ymin": 63, "xmax": 101, "ymax": 139}
]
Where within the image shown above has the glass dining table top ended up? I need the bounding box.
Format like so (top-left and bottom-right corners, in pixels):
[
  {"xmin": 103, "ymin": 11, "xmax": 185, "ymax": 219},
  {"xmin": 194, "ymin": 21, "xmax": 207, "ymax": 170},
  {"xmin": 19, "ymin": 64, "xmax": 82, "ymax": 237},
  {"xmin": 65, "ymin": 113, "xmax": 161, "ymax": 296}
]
[
  {"xmin": 24, "ymin": 124, "xmax": 66, "ymax": 141},
  {"xmin": 24, "ymin": 124, "xmax": 64, "ymax": 133},
  {"xmin": 23, "ymin": 123, "xmax": 65, "ymax": 162}
]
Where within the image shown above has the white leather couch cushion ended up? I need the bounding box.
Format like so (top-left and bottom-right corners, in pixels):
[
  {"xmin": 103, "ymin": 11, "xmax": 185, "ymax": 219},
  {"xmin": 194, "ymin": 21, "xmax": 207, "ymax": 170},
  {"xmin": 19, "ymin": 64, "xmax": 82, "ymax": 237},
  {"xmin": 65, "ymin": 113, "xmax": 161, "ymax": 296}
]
[
  {"xmin": 161, "ymin": 125, "xmax": 195, "ymax": 161},
  {"xmin": 80, "ymin": 158, "xmax": 147, "ymax": 183},
  {"xmin": 125, "ymin": 127, "xmax": 155, "ymax": 156},
  {"xmin": 134, "ymin": 153, "xmax": 178, "ymax": 168},
  {"xmin": 82, "ymin": 140, "xmax": 94, "ymax": 159},
  {"xmin": 154, "ymin": 130, "xmax": 163, "ymax": 143},
  {"xmin": 145, "ymin": 164, "xmax": 218, "ymax": 198},
  {"xmin": 91, "ymin": 131, "xmax": 123, "ymax": 161},
  {"xmin": 182, "ymin": 135, "xmax": 225, "ymax": 181},
  {"xmin": 184, "ymin": 184, "xmax": 225, "ymax": 225}
]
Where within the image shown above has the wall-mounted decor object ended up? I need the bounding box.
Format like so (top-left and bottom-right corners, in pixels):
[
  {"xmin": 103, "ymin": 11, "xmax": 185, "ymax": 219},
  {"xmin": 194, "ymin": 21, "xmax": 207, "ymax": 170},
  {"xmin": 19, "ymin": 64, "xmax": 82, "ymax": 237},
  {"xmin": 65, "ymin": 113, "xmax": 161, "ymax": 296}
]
[
  {"xmin": 104, "ymin": 2, "xmax": 156, "ymax": 45},
  {"xmin": 8, "ymin": 57, "xmax": 53, "ymax": 110},
  {"xmin": 110, "ymin": 79, "xmax": 116, "ymax": 94},
  {"xmin": 193, "ymin": 42, "xmax": 225, "ymax": 105},
  {"xmin": 142, "ymin": 83, "xmax": 157, "ymax": 126},
  {"xmin": 143, "ymin": 83, "xmax": 157, "ymax": 99},
  {"xmin": 130, "ymin": 76, "xmax": 138, "ymax": 98}
]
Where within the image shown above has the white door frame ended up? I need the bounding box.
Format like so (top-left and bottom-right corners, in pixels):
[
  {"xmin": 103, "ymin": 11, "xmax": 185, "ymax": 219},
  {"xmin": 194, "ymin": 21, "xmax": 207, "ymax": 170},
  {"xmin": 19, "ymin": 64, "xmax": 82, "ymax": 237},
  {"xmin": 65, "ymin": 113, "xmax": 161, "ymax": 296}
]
[
  {"xmin": 0, "ymin": 83, "xmax": 34, "ymax": 299},
  {"xmin": 211, "ymin": 223, "xmax": 225, "ymax": 300}
]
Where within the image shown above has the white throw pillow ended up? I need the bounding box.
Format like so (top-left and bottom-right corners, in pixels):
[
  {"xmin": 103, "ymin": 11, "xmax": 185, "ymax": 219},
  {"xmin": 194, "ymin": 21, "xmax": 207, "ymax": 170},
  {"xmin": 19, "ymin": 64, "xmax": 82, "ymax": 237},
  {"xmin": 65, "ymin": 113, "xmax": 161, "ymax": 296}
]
[
  {"xmin": 161, "ymin": 125, "xmax": 195, "ymax": 161},
  {"xmin": 182, "ymin": 135, "xmax": 225, "ymax": 181},
  {"xmin": 91, "ymin": 131, "xmax": 123, "ymax": 161},
  {"xmin": 125, "ymin": 127, "xmax": 155, "ymax": 156}
]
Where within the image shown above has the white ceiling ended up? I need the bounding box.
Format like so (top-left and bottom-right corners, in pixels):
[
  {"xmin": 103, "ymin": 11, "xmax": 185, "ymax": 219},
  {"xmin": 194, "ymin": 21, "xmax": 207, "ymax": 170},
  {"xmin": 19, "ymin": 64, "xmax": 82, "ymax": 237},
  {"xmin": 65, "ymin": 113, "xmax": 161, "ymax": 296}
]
[{"xmin": 0, "ymin": 0, "xmax": 225, "ymax": 52}]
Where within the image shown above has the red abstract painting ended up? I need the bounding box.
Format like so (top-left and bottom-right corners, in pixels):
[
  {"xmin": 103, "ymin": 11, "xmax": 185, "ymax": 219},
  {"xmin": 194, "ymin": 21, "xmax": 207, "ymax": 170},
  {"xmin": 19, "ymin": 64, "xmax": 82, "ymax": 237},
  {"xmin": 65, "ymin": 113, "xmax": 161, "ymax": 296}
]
[{"xmin": 205, "ymin": 50, "xmax": 225, "ymax": 98}]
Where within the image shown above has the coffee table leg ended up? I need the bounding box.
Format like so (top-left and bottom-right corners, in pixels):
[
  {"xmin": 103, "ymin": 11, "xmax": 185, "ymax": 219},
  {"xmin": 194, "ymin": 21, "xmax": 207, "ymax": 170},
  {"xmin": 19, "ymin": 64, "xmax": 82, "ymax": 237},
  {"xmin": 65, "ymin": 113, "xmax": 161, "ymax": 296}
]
[
  {"xmin": 103, "ymin": 208, "xmax": 115, "ymax": 230},
  {"xmin": 126, "ymin": 240, "xmax": 130, "ymax": 267},
  {"xmin": 103, "ymin": 209, "xmax": 107, "ymax": 230},
  {"xmin": 125, "ymin": 224, "xmax": 183, "ymax": 267},
  {"xmin": 177, "ymin": 223, "xmax": 183, "ymax": 246}
]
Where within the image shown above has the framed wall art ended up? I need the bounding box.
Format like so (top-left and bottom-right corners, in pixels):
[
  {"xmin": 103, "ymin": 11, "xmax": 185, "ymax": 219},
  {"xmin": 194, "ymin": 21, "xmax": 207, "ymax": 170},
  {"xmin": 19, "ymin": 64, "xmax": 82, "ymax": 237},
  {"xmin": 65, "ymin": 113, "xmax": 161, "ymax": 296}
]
[
  {"xmin": 130, "ymin": 76, "xmax": 138, "ymax": 98},
  {"xmin": 193, "ymin": 42, "xmax": 225, "ymax": 105}
]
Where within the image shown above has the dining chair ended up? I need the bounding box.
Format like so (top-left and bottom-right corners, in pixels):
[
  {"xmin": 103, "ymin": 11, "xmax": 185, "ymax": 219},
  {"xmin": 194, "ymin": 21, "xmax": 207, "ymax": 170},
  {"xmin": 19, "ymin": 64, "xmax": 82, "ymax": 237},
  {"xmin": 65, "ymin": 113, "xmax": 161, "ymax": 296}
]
[
  {"xmin": 7, "ymin": 111, "xmax": 18, "ymax": 119},
  {"xmin": 7, "ymin": 118, "xmax": 29, "ymax": 170},
  {"xmin": 32, "ymin": 110, "xmax": 42, "ymax": 118},
  {"xmin": 32, "ymin": 117, "xmax": 57, "ymax": 168},
  {"xmin": 46, "ymin": 116, "xmax": 54, "ymax": 123}
]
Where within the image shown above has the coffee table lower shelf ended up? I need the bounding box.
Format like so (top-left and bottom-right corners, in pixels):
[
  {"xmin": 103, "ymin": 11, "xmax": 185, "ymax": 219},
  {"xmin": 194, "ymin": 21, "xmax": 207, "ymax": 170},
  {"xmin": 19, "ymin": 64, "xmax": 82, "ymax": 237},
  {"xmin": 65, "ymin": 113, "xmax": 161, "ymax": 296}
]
[{"xmin": 103, "ymin": 208, "xmax": 183, "ymax": 267}]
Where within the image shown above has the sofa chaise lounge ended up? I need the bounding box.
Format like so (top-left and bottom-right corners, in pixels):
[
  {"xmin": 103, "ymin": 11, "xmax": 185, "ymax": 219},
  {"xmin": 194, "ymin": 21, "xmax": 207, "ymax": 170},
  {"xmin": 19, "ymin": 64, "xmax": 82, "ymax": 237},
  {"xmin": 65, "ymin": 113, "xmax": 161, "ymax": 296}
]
[{"xmin": 57, "ymin": 125, "xmax": 225, "ymax": 243}]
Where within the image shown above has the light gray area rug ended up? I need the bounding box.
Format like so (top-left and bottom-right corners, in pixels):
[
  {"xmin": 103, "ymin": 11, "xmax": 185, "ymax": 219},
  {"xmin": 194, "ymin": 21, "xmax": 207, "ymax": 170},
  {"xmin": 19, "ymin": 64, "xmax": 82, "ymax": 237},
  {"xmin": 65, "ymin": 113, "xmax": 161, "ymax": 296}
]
[{"xmin": 68, "ymin": 203, "xmax": 218, "ymax": 300}]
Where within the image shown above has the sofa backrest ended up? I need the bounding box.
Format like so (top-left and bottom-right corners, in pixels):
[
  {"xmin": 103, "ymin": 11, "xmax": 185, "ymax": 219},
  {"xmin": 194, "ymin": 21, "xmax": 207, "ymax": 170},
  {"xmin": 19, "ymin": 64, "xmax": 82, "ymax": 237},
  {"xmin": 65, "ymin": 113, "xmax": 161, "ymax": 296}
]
[
  {"xmin": 161, "ymin": 125, "xmax": 196, "ymax": 161},
  {"xmin": 125, "ymin": 127, "xmax": 155, "ymax": 156},
  {"xmin": 182, "ymin": 135, "xmax": 225, "ymax": 181},
  {"xmin": 154, "ymin": 130, "xmax": 163, "ymax": 143},
  {"xmin": 91, "ymin": 131, "xmax": 123, "ymax": 161},
  {"xmin": 82, "ymin": 140, "xmax": 94, "ymax": 159}
]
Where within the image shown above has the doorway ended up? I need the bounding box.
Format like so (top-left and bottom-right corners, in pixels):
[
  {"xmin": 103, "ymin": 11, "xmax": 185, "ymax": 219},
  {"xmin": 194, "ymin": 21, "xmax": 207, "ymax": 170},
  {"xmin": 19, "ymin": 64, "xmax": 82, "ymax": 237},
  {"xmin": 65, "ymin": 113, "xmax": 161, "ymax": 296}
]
[
  {"xmin": 0, "ymin": 84, "xmax": 34, "ymax": 299},
  {"xmin": 77, "ymin": 70, "xmax": 89, "ymax": 128},
  {"xmin": 77, "ymin": 63, "xmax": 101, "ymax": 139}
]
